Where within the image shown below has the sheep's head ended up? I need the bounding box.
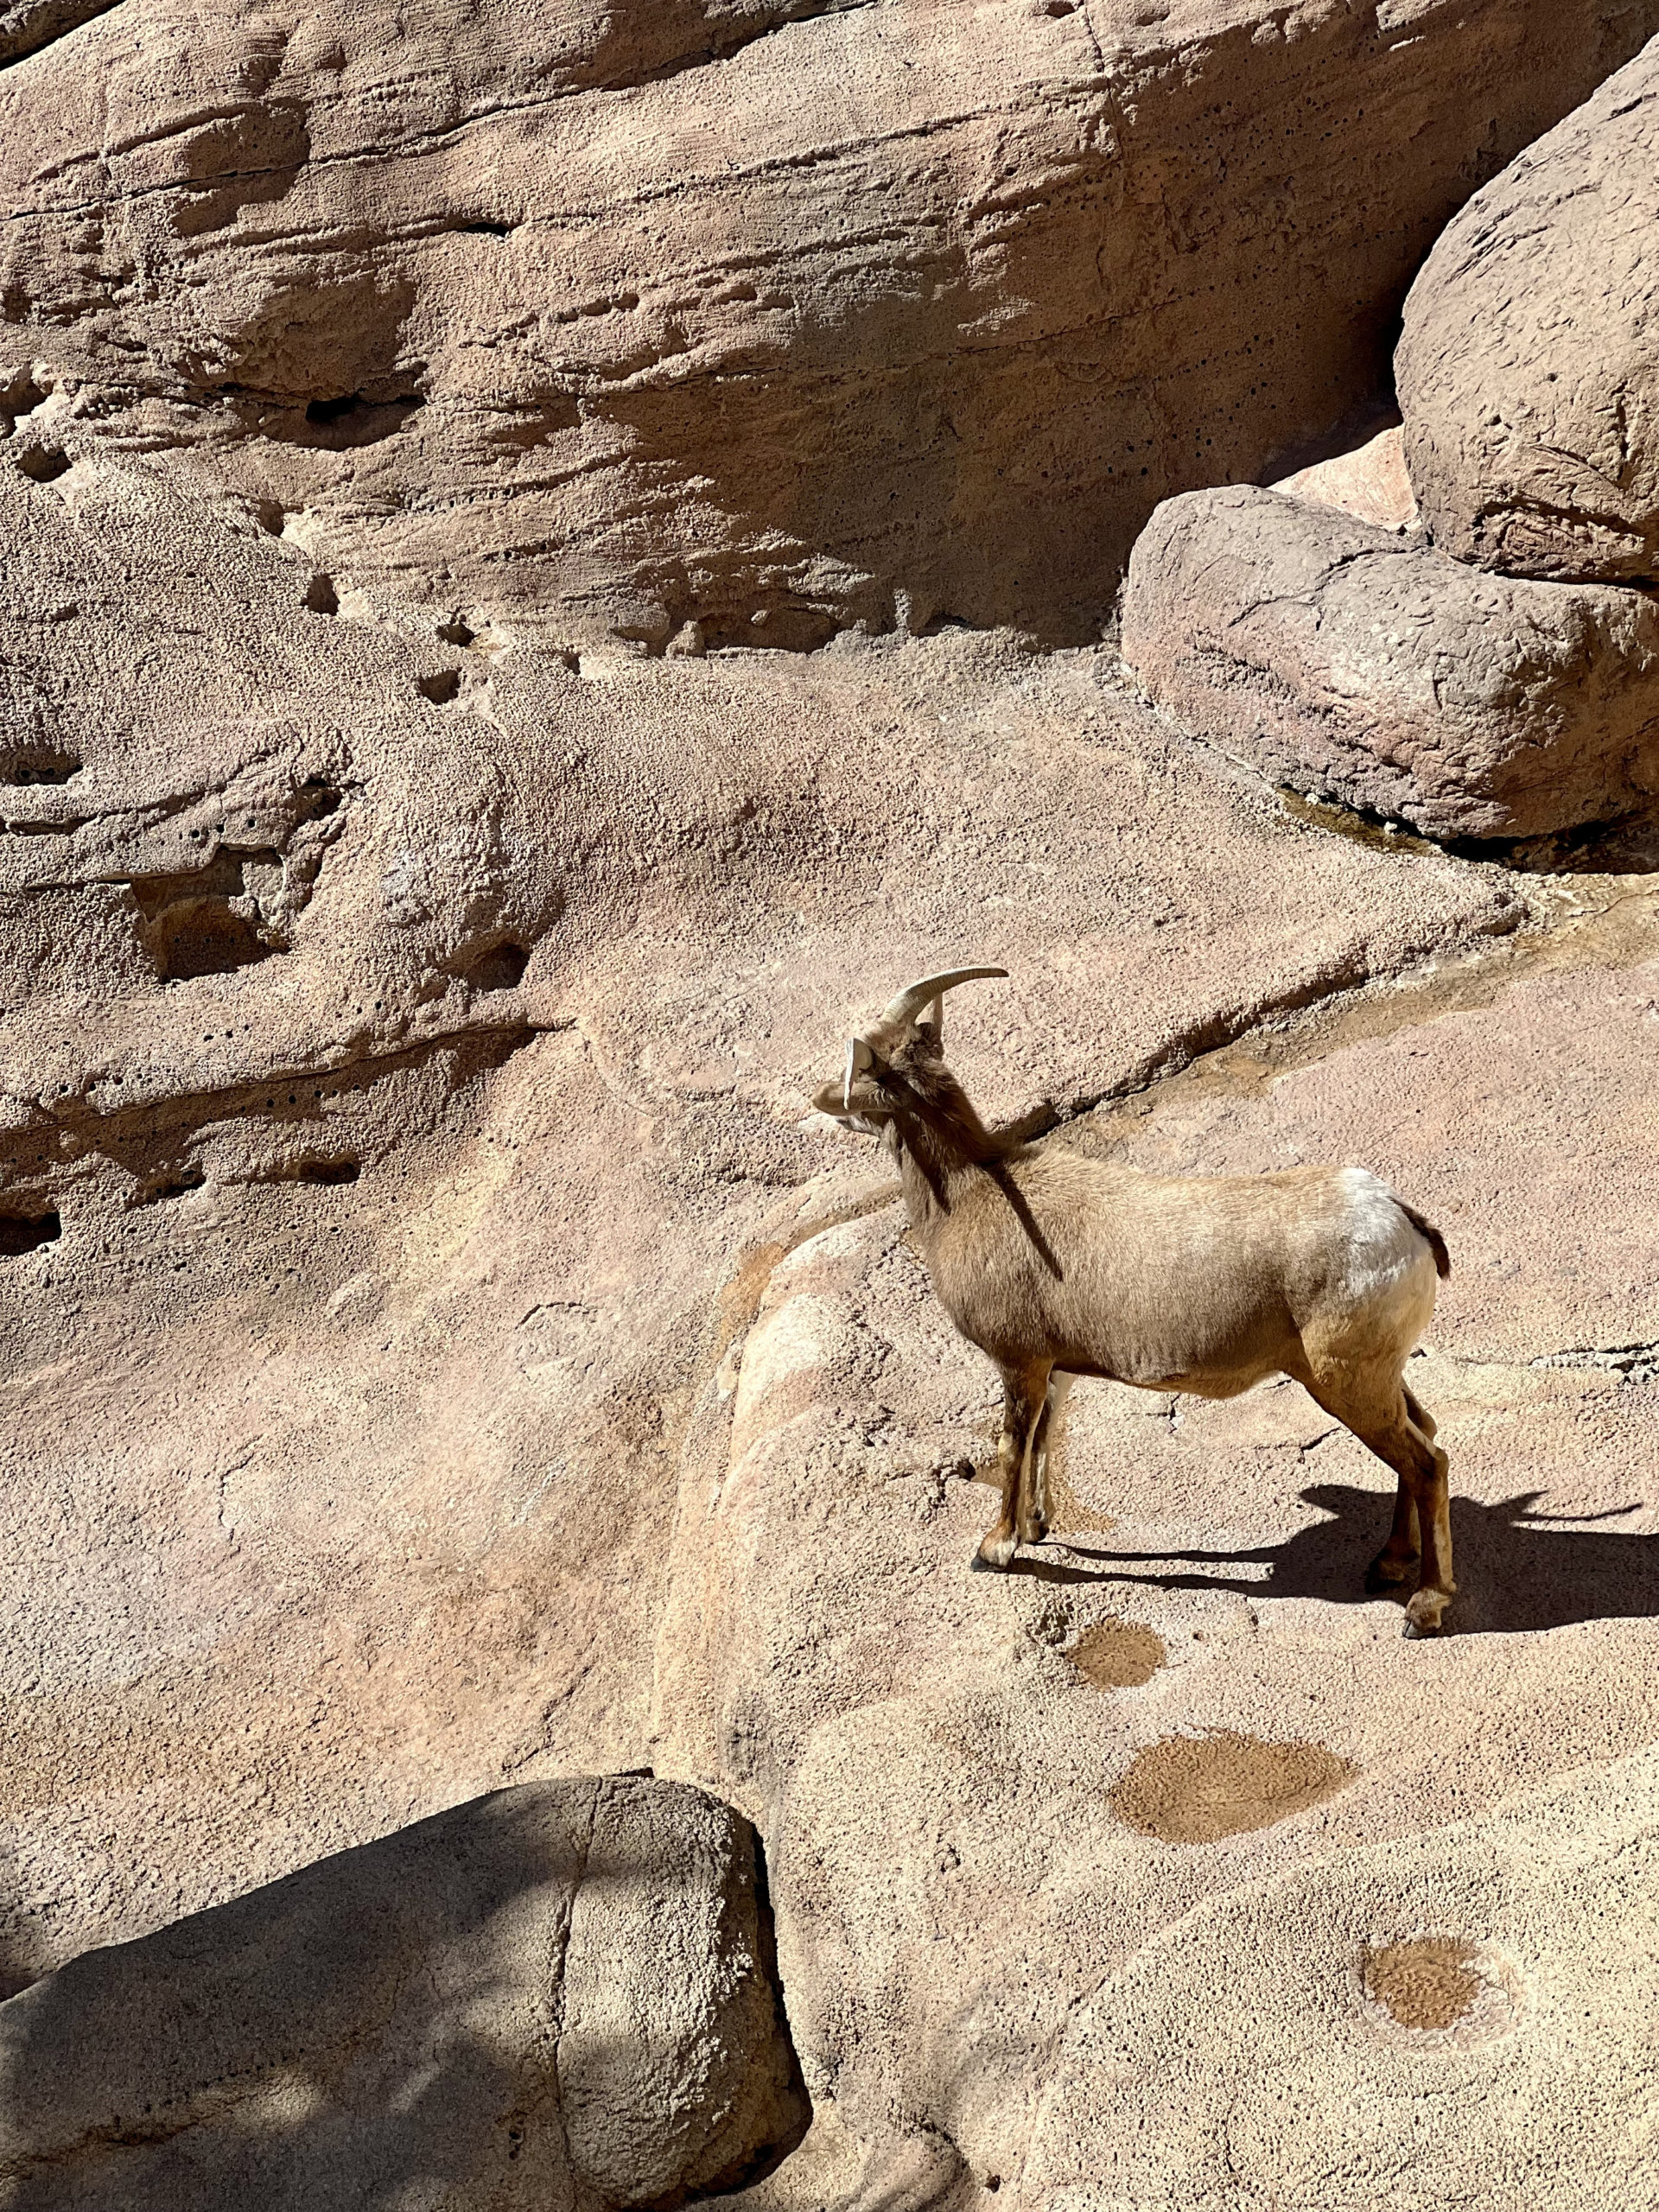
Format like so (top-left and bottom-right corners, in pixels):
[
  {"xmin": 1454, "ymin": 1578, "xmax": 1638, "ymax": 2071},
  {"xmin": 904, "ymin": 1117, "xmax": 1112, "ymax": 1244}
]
[{"xmin": 812, "ymin": 966, "xmax": 1007, "ymax": 1135}]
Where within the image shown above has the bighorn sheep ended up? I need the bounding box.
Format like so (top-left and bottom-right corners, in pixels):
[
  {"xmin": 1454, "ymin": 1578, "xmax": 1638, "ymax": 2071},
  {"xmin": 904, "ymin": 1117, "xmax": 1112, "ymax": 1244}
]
[{"xmin": 813, "ymin": 969, "xmax": 1456, "ymax": 1637}]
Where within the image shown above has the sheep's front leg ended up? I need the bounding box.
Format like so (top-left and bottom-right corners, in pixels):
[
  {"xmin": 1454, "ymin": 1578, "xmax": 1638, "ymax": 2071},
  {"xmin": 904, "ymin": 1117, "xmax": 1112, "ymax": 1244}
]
[{"xmin": 977, "ymin": 1363, "xmax": 1048, "ymax": 1571}]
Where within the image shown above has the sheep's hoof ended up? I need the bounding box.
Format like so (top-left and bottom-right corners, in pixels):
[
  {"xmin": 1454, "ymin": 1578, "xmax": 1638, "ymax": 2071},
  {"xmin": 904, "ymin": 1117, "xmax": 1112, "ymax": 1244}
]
[
  {"xmin": 1017, "ymin": 1516, "xmax": 1049, "ymax": 1547},
  {"xmin": 1402, "ymin": 1601, "xmax": 1449, "ymax": 1639},
  {"xmin": 974, "ymin": 1533, "xmax": 1018, "ymax": 1573}
]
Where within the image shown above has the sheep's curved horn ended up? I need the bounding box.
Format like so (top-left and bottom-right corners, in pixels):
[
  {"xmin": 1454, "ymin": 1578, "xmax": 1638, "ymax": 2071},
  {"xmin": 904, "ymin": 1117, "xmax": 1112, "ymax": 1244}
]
[{"xmin": 878, "ymin": 966, "xmax": 1008, "ymax": 1033}]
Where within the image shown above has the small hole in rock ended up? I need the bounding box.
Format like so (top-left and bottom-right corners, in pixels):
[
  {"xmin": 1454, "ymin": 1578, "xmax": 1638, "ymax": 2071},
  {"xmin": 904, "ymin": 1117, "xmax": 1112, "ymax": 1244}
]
[
  {"xmin": 2, "ymin": 375, "xmax": 46, "ymax": 418},
  {"xmin": 150, "ymin": 1173, "xmax": 205, "ymax": 1204},
  {"xmin": 464, "ymin": 940, "xmax": 531, "ymax": 992},
  {"xmin": 418, "ymin": 669, "xmax": 463, "ymax": 705},
  {"xmin": 2, "ymin": 748, "xmax": 80, "ymax": 786},
  {"xmin": 297, "ymin": 778, "xmax": 341, "ymax": 818},
  {"xmin": 436, "ymin": 618, "xmax": 476, "ymax": 646},
  {"xmin": 305, "ymin": 573, "xmax": 340, "ymax": 616},
  {"xmin": 299, "ymin": 1159, "xmax": 359, "ymax": 1185},
  {"xmin": 0, "ymin": 1211, "xmax": 60, "ymax": 1255},
  {"xmin": 16, "ymin": 444, "xmax": 69, "ymax": 484},
  {"xmin": 149, "ymin": 903, "xmax": 272, "ymax": 983},
  {"xmin": 298, "ymin": 391, "xmax": 425, "ymax": 448}
]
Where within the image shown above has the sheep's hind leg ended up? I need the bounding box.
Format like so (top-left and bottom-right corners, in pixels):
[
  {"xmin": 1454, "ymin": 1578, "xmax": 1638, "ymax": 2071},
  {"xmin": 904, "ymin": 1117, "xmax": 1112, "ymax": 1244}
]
[
  {"xmin": 1304, "ymin": 1367, "xmax": 1453, "ymax": 1633},
  {"xmin": 977, "ymin": 1363, "xmax": 1049, "ymax": 1571},
  {"xmin": 1404, "ymin": 1426, "xmax": 1454, "ymax": 1639},
  {"xmin": 1363, "ymin": 1472, "xmax": 1421, "ymax": 1595},
  {"xmin": 1402, "ymin": 1383, "xmax": 1438, "ymax": 1440},
  {"xmin": 1018, "ymin": 1375, "xmax": 1066, "ymax": 1546}
]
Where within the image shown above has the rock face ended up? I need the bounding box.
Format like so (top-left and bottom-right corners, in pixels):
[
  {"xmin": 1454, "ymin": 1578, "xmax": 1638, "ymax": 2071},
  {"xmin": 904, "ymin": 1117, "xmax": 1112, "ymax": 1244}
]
[
  {"xmin": 1120, "ymin": 484, "xmax": 1659, "ymax": 838},
  {"xmin": 2, "ymin": 0, "xmax": 1656, "ymax": 645},
  {"xmin": 1399, "ymin": 36, "xmax": 1659, "ymax": 583},
  {"xmin": 0, "ymin": 1776, "xmax": 807, "ymax": 2210},
  {"xmin": 0, "ymin": 447, "xmax": 1520, "ymax": 1993},
  {"xmin": 4, "ymin": 12, "xmax": 1659, "ymax": 2211}
]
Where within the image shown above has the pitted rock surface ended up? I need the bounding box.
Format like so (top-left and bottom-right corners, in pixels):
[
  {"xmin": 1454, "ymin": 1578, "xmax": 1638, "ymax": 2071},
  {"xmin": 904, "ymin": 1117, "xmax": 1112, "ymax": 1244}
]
[{"xmin": 1399, "ymin": 35, "xmax": 1659, "ymax": 584}]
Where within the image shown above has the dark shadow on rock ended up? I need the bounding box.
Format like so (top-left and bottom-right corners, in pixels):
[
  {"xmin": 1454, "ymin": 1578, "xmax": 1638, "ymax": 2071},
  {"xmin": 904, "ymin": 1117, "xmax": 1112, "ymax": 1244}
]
[
  {"xmin": 1027, "ymin": 1483, "xmax": 1659, "ymax": 1635},
  {"xmin": 0, "ymin": 1777, "xmax": 808, "ymax": 2211}
]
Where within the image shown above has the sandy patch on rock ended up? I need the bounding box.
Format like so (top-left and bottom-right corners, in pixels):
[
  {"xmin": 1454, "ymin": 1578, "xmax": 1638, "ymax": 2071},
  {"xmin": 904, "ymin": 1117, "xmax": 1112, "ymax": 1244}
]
[
  {"xmin": 1109, "ymin": 1732, "xmax": 1353, "ymax": 1843},
  {"xmin": 1067, "ymin": 1621, "xmax": 1166, "ymax": 1691}
]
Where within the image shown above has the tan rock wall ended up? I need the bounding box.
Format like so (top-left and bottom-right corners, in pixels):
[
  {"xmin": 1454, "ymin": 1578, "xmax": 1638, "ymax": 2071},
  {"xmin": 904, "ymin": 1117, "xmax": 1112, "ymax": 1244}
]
[{"xmin": 3, "ymin": 0, "xmax": 1656, "ymax": 645}]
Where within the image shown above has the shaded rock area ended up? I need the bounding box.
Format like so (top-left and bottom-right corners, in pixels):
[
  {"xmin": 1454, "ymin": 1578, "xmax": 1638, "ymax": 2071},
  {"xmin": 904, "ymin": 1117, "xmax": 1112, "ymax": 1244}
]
[
  {"xmin": 1120, "ymin": 484, "xmax": 1659, "ymax": 839},
  {"xmin": 0, "ymin": 1776, "xmax": 807, "ymax": 2211},
  {"xmin": 1125, "ymin": 40, "xmax": 1659, "ymax": 841},
  {"xmin": 1398, "ymin": 35, "xmax": 1659, "ymax": 584},
  {"xmin": 2, "ymin": 0, "xmax": 1657, "ymax": 645}
]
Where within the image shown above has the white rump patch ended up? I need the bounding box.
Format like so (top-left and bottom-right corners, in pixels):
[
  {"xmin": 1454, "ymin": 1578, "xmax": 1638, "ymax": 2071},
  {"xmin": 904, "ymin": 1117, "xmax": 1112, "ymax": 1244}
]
[{"xmin": 1336, "ymin": 1166, "xmax": 1436, "ymax": 1304}]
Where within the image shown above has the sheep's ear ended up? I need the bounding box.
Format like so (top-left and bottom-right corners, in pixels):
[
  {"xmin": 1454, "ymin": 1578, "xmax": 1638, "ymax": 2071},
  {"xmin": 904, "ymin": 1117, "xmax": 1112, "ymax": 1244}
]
[{"xmin": 843, "ymin": 1034, "xmax": 874, "ymax": 1111}]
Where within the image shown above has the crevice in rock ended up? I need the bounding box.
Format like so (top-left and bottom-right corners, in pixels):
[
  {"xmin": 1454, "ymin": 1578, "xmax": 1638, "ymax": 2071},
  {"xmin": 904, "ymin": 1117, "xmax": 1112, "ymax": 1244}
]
[
  {"xmin": 0, "ymin": 1209, "xmax": 60, "ymax": 1255},
  {"xmin": 0, "ymin": 0, "xmax": 125, "ymax": 73},
  {"xmin": 0, "ymin": 746, "xmax": 79, "ymax": 785},
  {"xmin": 1061, "ymin": 880, "xmax": 1659, "ymax": 1154},
  {"xmin": 1532, "ymin": 1340, "xmax": 1659, "ymax": 1383},
  {"xmin": 627, "ymin": 0, "xmax": 879, "ymax": 93},
  {"xmin": 3, "ymin": 1023, "xmax": 544, "ymax": 1210},
  {"xmin": 143, "ymin": 1170, "xmax": 205, "ymax": 1205},
  {"xmin": 1276, "ymin": 783, "xmax": 1659, "ymax": 876},
  {"xmin": 269, "ymin": 1156, "xmax": 361, "ymax": 1187}
]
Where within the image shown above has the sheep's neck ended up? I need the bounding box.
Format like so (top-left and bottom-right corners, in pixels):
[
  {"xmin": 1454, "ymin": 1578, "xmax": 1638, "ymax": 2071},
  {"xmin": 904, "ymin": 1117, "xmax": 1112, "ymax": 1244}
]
[{"xmin": 893, "ymin": 1116, "xmax": 989, "ymax": 1258}]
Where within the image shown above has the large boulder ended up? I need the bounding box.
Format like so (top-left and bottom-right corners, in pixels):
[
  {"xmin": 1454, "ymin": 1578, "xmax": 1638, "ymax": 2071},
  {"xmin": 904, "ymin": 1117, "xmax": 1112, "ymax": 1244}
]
[
  {"xmin": 1120, "ymin": 483, "xmax": 1659, "ymax": 839},
  {"xmin": 1399, "ymin": 36, "xmax": 1659, "ymax": 583},
  {"xmin": 0, "ymin": 1776, "xmax": 807, "ymax": 2211},
  {"xmin": 2, "ymin": 0, "xmax": 1656, "ymax": 645}
]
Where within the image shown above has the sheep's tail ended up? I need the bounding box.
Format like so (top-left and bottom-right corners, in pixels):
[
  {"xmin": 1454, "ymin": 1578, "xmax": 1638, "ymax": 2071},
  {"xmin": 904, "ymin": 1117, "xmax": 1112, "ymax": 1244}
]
[{"xmin": 1397, "ymin": 1199, "xmax": 1451, "ymax": 1280}]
